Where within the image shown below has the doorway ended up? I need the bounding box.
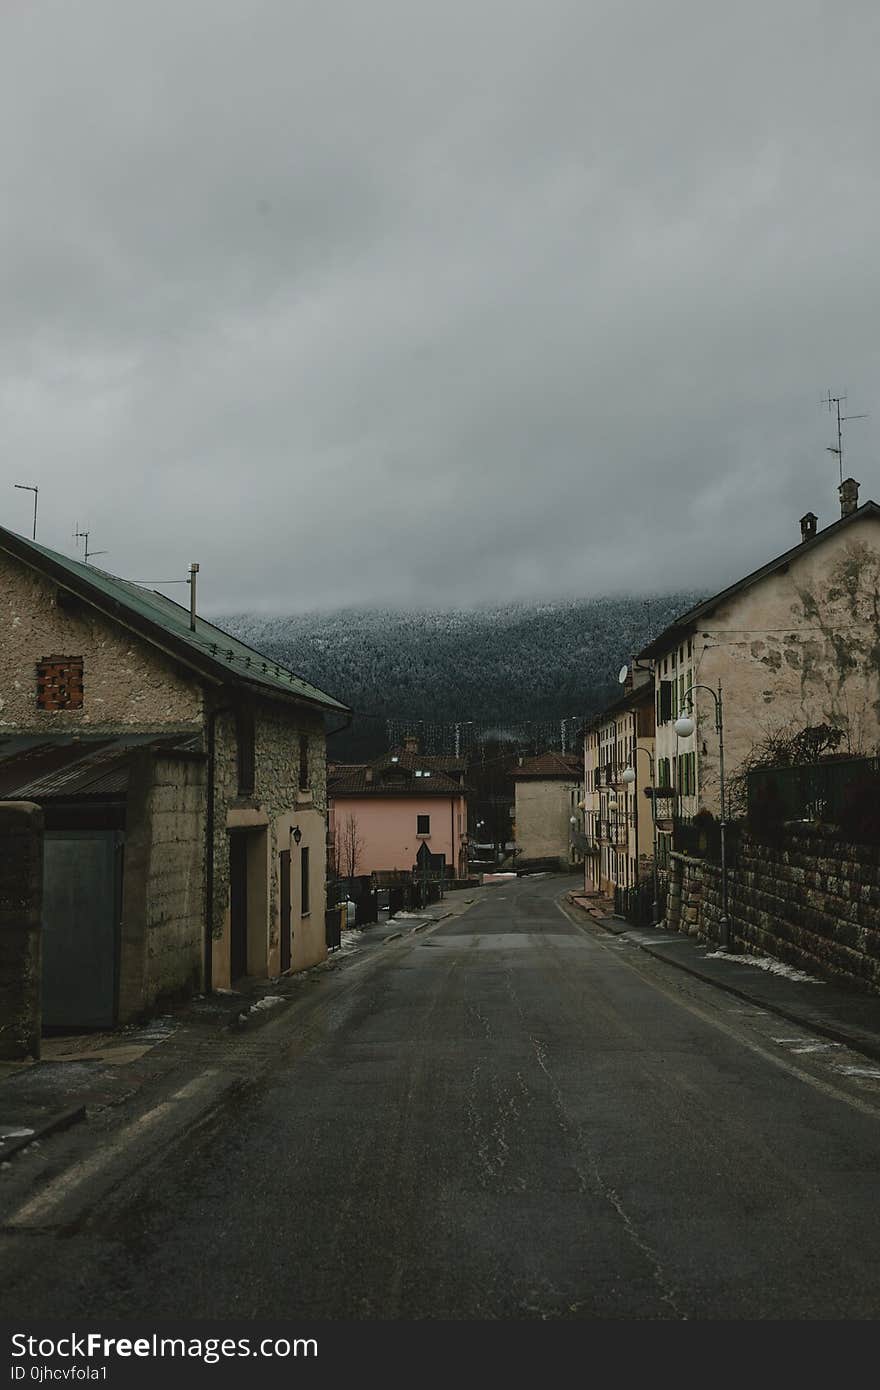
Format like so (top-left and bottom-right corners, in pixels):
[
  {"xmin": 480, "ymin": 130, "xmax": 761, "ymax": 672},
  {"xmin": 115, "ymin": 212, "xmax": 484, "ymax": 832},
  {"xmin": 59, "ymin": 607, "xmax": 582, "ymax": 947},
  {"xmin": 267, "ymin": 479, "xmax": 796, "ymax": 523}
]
[
  {"xmin": 229, "ymin": 831, "xmax": 249, "ymax": 981},
  {"xmin": 42, "ymin": 830, "xmax": 122, "ymax": 1028},
  {"xmin": 280, "ymin": 849, "xmax": 292, "ymax": 973}
]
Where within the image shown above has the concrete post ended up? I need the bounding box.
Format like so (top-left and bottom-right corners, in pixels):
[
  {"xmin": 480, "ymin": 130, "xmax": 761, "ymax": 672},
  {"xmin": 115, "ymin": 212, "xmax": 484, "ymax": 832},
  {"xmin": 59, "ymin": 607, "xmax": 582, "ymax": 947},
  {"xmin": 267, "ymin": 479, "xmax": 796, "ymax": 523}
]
[{"xmin": 0, "ymin": 802, "xmax": 43, "ymax": 1060}]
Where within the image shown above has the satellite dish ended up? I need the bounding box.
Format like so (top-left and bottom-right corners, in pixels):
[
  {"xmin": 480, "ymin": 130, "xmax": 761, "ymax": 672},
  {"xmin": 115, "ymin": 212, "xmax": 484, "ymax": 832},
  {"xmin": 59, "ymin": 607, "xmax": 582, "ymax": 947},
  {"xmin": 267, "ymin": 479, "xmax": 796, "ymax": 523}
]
[{"xmin": 617, "ymin": 664, "xmax": 628, "ymax": 684}]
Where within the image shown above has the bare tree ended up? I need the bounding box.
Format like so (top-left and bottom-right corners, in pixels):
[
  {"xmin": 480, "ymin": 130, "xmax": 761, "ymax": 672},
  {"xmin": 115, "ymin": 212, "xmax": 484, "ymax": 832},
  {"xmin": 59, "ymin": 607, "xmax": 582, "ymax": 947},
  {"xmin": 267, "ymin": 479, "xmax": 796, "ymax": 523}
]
[
  {"xmin": 340, "ymin": 812, "xmax": 365, "ymax": 880},
  {"xmin": 727, "ymin": 721, "xmax": 847, "ymax": 820}
]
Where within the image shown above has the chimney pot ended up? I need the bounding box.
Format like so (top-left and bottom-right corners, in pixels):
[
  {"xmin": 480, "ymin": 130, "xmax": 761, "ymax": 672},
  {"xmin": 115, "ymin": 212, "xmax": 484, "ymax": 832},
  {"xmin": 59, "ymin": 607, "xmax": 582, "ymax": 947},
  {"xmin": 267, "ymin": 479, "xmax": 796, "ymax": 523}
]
[
  {"xmin": 839, "ymin": 477, "xmax": 860, "ymax": 518},
  {"xmin": 365, "ymin": 767, "xmax": 373, "ymax": 783},
  {"xmin": 800, "ymin": 512, "xmax": 818, "ymax": 543}
]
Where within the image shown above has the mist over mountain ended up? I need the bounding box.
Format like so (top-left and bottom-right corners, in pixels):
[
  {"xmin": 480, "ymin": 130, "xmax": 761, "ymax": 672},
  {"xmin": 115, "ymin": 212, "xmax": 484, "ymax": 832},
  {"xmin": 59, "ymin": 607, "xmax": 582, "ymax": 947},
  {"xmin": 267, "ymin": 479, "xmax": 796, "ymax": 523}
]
[{"xmin": 221, "ymin": 594, "xmax": 699, "ymax": 760}]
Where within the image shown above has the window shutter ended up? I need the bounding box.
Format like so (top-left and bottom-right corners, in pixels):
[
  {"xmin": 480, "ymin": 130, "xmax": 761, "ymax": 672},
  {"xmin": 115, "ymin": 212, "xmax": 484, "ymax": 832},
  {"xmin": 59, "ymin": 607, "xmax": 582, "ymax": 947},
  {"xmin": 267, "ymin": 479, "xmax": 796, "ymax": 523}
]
[{"xmin": 659, "ymin": 681, "xmax": 673, "ymax": 722}]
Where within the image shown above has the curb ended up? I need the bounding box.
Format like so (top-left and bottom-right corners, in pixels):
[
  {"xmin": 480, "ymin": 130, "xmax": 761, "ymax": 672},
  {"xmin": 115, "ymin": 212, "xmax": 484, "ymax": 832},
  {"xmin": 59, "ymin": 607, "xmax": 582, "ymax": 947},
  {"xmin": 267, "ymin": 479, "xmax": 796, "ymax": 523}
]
[
  {"xmin": 1, "ymin": 1105, "xmax": 87, "ymax": 1162},
  {"xmin": 636, "ymin": 941, "xmax": 880, "ymax": 1066},
  {"xmin": 565, "ymin": 894, "xmax": 880, "ymax": 1067}
]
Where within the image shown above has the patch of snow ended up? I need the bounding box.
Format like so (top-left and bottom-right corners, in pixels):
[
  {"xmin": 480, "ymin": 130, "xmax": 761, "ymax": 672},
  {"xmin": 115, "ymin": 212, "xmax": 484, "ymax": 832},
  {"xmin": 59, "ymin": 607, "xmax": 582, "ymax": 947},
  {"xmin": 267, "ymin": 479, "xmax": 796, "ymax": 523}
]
[
  {"xmin": 704, "ymin": 951, "xmax": 821, "ymax": 984},
  {"xmin": 0, "ymin": 1127, "xmax": 35, "ymax": 1140},
  {"xmin": 214, "ymin": 987, "xmax": 241, "ymax": 996},
  {"xmin": 392, "ymin": 911, "xmax": 428, "ymax": 920},
  {"xmin": 249, "ymin": 995, "xmax": 285, "ymax": 1014},
  {"xmin": 836, "ymin": 1065, "xmax": 880, "ymax": 1079},
  {"xmin": 331, "ymin": 928, "xmax": 366, "ymax": 956},
  {"xmin": 772, "ymin": 1039, "xmax": 842, "ymax": 1053}
]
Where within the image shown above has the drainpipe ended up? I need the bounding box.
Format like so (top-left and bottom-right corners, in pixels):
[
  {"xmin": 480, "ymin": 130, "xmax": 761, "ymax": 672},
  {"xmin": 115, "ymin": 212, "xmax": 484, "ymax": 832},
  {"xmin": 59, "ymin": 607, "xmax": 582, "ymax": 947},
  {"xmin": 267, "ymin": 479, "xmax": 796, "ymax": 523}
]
[{"xmin": 205, "ymin": 701, "xmax": 234, "ymax": 993}]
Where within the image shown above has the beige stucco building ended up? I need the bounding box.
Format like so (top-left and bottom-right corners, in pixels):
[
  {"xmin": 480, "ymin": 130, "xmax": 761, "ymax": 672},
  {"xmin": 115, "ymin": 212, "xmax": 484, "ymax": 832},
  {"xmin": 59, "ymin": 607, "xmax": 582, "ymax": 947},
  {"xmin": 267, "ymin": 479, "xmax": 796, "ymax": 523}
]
[
  {"xmin": 0, "ymin": 525, "xmax": 348, "ymax": 1025},
  {"xmin": 583, "ymin": 678, "xmax": 655, "ymax": 896},
  {"xmin": 510, "ymin": 753, "xmax": 584, "ymax": 869},
  {"xmin": 637, "ymin": 481, "xmax": 880, "ymax": 864}
]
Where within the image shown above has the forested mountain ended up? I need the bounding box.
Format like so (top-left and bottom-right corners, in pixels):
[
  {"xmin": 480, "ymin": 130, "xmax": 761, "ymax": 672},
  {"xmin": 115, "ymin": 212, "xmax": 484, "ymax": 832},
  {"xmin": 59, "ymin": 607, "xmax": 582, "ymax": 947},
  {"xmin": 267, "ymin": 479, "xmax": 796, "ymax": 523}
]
[{"xmin": 221, "ymin": 594, "xmax": 699, "ymax": 759}]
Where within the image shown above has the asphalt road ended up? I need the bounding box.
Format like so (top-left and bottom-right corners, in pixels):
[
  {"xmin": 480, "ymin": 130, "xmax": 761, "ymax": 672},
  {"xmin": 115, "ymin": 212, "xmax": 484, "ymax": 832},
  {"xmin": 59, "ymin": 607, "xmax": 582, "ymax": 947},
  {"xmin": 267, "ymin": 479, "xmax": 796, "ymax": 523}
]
[{"xmin": 4, "ymin": 875, "xmax": 880, "ymax": 1320}]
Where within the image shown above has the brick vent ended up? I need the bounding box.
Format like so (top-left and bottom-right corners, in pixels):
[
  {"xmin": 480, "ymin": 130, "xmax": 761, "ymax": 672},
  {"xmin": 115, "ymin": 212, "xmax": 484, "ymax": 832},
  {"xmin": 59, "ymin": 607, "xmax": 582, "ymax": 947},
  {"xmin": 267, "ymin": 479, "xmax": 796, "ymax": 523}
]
[{"xmin": 36, "ymin": 655, "xmax": 84, "ymax": 711}]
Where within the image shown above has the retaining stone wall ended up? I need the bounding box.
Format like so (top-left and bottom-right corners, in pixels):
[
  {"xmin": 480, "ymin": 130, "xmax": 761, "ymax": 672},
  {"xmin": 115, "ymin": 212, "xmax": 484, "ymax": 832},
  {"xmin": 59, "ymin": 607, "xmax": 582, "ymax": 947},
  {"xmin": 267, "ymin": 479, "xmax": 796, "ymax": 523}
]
[{"xmin": 666, "ymin": 824, "xmax": 880, "ymax": 994}]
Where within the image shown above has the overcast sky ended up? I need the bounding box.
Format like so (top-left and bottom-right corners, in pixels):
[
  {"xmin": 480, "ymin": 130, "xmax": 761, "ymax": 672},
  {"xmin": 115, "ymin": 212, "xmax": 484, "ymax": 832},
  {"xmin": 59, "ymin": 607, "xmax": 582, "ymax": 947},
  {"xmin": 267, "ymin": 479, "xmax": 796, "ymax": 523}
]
[{"xmin": 2, "ymin": 1, "xmax": 879, "ymax": 613}]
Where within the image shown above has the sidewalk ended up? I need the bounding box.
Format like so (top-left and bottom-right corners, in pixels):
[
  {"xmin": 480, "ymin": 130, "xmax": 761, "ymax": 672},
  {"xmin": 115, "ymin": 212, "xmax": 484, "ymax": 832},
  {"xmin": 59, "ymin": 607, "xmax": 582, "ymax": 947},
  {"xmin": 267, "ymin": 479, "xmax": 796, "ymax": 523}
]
[
  {"xmin": 568, "ymin": 893, "xmax": 880, "ymax": 1065},
  {"xmin": 0, "ymin": 892, "xmax": 478, "ymax": 1166}
]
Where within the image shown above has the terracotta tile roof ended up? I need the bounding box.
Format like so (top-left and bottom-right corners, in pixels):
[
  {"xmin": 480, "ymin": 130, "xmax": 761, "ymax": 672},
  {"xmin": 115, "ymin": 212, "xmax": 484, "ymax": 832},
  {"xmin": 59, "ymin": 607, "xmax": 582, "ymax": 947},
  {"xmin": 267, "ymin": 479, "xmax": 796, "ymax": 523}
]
[
  {"xmin": 0, "ymin": 733, "xmax": 202, "ymax": 800},
  {"xmin": 511, "ymin": 753, "xmax": 583, "ymax": 780},
  {"xmin": 328, "ymin": 750, "xmax": 467, "ymax": 798}
]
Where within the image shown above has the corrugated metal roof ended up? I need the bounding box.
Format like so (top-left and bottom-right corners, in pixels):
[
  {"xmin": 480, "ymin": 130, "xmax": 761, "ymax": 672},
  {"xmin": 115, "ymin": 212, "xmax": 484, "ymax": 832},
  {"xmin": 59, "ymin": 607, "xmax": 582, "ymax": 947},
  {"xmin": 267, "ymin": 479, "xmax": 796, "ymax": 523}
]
[
  {"xmin": 0, "ymin": 734, "xmax": 201, "ymax": 800},
  {"xmin": 0, "ymin": 528, "xmax": 349, "ymax": 713}
]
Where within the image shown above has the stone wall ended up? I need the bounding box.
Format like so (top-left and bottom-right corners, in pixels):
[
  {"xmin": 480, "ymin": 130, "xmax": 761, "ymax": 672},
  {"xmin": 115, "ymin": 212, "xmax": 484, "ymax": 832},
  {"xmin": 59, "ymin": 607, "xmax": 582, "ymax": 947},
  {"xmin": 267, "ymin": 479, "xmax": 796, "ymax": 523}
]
[
  {"xmin": 118, "ymin": 750, "xmax": 206, "ymax": 1021},
  {"xmin": 0, "ymin": 550, "xmax": 203, "ymax": 733},
  {"xmin": 210, "ymin": 697, "xmax": 328, "ymax": 984},
  {"xmin": 143, "ymin": 752, "xmax": 206, "ymax": 1010},
  {"xmin": 0, "ymin": 802, "xmax": 42, "ymax": 1059},
  {"xmin": 665, "ymin": 825, "xmax": 880, "ymax": 994}
]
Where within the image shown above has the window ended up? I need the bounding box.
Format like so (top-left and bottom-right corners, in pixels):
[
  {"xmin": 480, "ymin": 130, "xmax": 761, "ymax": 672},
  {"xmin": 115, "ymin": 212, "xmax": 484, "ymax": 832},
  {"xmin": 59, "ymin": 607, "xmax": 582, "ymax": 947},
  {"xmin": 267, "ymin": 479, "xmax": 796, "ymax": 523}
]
[
  {"xmin": 36, "ymin": 656, "xmax": 83, "ymax": 711},
  {"xmin": 301, "ymin": 846, "xmax": 310, "ymax": 916},
  {"xmin": 417, "ymin": 814, "xmax": 430, "ymax": 835},
  {"xmin": 298, "ymin": 733, "xmax": 309, "ymax": 791},
  {"xmin": 659, "ymin": 680, "xmax": 673, "ymax": 723},
  {"xmin": 680, "ymin": 751, "xmax": 696, "ymax": 797}
]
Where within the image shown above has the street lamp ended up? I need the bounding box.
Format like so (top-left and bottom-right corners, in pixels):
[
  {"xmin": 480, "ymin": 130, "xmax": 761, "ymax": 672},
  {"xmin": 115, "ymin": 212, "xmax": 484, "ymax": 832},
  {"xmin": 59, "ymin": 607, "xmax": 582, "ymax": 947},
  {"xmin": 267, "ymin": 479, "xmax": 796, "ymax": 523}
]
[
  {"xmin": 622, "ymin": 751, "xmax": 659, "ymax": 928},
  {"xmin": 674, "ymin": 682, "xmax": 730, "ymax": 951}
]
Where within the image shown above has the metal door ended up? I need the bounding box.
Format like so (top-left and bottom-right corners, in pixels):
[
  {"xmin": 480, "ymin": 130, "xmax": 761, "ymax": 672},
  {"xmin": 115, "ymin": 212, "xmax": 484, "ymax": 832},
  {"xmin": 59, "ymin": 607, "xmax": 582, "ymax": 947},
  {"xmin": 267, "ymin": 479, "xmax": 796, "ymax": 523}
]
[
  {"xmin": 42, "ymin": 831, "xmax": 121, "ymax": 1028},
  {"xmin": 279, "ymin": 849, "xmax": 291, "ymax": 973}
]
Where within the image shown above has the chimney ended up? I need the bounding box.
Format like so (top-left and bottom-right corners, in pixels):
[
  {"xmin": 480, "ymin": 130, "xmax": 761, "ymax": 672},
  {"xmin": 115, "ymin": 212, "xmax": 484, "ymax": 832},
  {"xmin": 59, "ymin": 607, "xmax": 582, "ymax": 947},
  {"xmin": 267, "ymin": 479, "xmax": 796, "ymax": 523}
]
[
  {"xmin": 839, "ymin": 477, "xmax": 860, "ymax": 518},
  {"xmin": 799, "ymin": 512, "xmax": 818, "ymax": 543},
  {"xmin": 365, "ymin": 767, "xmax": 373, "ymax": 783},
  {"xmin": 403, "ymin": 734, "xmax": 419, "ymax": 754}
]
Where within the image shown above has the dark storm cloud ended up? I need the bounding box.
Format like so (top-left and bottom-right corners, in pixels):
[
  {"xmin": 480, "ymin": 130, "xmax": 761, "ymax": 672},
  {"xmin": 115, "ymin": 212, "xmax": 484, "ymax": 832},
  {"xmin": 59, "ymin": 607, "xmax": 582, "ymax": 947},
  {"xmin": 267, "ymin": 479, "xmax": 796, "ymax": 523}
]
[{"xmin": 2, "ymin": 0, "xmax": 879, "ymax": 612}]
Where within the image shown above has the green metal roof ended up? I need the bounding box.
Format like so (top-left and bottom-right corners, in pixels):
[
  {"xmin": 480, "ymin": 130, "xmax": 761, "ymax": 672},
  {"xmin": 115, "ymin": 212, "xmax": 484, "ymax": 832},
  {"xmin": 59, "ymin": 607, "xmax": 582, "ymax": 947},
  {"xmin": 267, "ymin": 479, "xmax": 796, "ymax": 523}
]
[{"xmin": 0, "ymin": 526, "xmax": 349, "ymax": 714}]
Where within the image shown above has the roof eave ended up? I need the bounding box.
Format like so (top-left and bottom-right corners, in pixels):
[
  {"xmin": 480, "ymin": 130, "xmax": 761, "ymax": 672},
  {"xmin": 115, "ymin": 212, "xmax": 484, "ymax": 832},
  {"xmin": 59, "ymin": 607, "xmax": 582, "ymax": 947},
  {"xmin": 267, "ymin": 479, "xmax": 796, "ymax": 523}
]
[
  {"xmin": 0, "ymin": 528, "xmax": 348, "ymax": 715},
  {"xmin": 635, "ymin": 501, "xmax": 880, "ymax": 661}
]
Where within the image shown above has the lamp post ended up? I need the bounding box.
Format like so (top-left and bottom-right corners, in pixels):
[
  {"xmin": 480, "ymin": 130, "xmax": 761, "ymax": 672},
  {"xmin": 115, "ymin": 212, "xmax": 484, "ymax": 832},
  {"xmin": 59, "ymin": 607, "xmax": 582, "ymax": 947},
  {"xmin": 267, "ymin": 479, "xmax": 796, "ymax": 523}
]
[
  {"xmin": 674, "ymin": 682, "xmax": 730, "ymax": 951},
  {"xmin": 622, "ymin": 751, "xmax": 659, "ymax": 927}
]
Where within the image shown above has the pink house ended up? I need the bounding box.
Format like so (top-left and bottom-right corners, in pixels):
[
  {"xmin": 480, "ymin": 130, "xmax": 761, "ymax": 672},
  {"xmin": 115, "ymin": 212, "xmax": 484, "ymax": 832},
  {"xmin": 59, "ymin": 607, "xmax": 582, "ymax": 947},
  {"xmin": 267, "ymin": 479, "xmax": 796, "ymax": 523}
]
[{"xmin": 328, "ymin": 747, "xmax": 469, "ymax": 880}]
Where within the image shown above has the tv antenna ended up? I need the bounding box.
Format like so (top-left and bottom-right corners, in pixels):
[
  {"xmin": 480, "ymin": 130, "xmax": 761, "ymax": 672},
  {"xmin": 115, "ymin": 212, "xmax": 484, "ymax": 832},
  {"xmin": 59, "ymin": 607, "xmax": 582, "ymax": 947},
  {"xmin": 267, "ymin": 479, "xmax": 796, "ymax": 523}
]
[
  {"xmin": 73, "ymin": 523, "xmax": 109, "ymax": 566},
  {"xmin": 13, "ymin": 483, "xmax": 38, "ymax": 539},
  {"xmin": 822, "ymin": 391, "xmax": 868, "ymax": 485}
]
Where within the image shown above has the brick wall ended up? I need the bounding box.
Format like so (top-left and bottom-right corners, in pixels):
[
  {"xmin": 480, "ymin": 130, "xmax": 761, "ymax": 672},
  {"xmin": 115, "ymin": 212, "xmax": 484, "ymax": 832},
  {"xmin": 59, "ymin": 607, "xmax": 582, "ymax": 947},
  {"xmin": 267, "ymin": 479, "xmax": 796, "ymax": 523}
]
[
  {"xmin": 666, "ymin": 824, "xmax": 880, "ymax": 994},
  {"xmin": 0, "ymin": 802, "xmax": 42, "ymax": 1058}
]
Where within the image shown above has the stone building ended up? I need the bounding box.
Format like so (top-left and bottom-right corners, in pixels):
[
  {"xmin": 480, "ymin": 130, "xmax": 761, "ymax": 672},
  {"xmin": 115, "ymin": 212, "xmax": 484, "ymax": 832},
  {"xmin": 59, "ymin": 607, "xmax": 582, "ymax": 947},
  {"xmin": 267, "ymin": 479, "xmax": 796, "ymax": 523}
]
[
  {"xmin": 0, "ymin": 525, "xmax": 348, "ymax": 1026},
  {"xmin": 636, "ymin": 481, "xmax": 880, "ymax": 864},
  {"xmin": 510, "ymin": 753, "xmax": 584, "ymax": 871}
]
